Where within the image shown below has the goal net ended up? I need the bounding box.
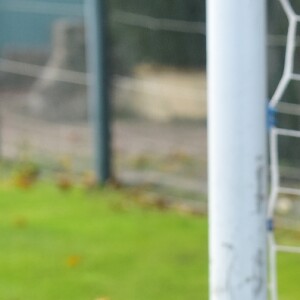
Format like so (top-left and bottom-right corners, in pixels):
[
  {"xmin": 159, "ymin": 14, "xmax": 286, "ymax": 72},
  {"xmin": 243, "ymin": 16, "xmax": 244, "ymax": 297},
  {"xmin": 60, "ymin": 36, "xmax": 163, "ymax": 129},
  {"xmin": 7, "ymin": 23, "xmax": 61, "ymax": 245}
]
[{"xmin": 269, "ymin": 0, "xmax": 300, "ymax": 299}]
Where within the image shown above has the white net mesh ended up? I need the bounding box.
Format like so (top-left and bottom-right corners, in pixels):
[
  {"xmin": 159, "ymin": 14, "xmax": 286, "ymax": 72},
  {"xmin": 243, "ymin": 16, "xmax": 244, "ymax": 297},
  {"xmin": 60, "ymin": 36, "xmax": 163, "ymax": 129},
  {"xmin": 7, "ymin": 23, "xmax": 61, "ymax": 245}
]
[{"xmin": 269, "ymin": 0, "xmax": 300, "ymax": 299}]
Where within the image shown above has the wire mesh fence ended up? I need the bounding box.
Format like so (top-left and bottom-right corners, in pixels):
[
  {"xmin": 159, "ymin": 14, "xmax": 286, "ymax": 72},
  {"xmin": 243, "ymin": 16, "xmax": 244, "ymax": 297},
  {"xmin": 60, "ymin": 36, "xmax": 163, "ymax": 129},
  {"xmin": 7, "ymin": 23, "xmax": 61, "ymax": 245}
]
[
  {"xmin": 0, "ymin": 0, "xmax": 208, "ymax": 206},
  {"xmin": 108, "ymin": 0, "xmax": 207, "ymax": 204},
  {"xmin": 1, "ymin": 0, "xmax": 298, "ymax": 210},
  {"xmin": 0, "ymin": 0, "xmax": 90, "ymax": 175}
]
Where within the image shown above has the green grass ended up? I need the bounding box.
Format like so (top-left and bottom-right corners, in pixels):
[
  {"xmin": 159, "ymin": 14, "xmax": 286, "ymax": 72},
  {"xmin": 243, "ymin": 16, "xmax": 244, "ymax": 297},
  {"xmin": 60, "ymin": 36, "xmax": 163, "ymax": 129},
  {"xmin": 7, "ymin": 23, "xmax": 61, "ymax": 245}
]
[
  {"xmin": 274, "ymin": 229, "xmax": 300, "ymax": 300},
  {"xmin": 1, "ymin": 183, "xmax": 300, "ymax": 300},
  {"xmin": 0, "ymin": 183, "xmax": 207, "ymax": 300}
]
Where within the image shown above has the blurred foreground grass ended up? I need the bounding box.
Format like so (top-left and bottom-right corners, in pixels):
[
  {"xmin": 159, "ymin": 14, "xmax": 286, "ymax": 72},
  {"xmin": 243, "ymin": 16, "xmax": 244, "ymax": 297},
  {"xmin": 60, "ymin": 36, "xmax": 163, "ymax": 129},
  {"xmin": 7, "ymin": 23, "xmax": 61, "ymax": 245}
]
[
  {"xmin": 0, "ymin": 182, "xmax": 300, "ymax": 299},
  {"xmin": 0, "ymin": 182, "xmax": 207, "ymax": 300}
]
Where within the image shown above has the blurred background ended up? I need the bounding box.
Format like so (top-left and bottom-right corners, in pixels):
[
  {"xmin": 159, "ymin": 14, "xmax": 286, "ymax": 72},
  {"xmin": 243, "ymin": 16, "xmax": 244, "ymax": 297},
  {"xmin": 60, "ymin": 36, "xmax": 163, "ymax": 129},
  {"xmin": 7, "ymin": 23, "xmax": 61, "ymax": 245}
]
[
  {"xmin": 0, "ymin": 0, "xmax": 207, "ymax": 208},
  {"xmin": 1, "ymin": 1, "xmax": 300, "ymax": 299},
  {"xmin": 0, "ymin": 0, "xmax": 299, "ymax": 215}
]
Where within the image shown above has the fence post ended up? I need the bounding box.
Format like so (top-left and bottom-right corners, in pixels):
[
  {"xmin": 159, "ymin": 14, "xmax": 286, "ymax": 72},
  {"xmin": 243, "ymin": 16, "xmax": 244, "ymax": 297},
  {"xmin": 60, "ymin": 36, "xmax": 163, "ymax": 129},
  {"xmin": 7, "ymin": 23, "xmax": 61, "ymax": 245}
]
[
  {"xmin": 85, "ymin": 0, "xmax": 111, "ymax": 184},
  {"xmin": 207, "ymin": 1, "xmax": 268, "ymax": 299}
]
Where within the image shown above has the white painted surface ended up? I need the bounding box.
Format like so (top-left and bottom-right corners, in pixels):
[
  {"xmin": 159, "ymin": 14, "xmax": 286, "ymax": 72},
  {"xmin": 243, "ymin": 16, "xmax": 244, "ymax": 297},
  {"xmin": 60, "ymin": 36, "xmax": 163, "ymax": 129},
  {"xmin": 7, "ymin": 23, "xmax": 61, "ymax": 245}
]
[{"xmin": 207, "ymin": 1, "xmax": 268, "ymax": 299}]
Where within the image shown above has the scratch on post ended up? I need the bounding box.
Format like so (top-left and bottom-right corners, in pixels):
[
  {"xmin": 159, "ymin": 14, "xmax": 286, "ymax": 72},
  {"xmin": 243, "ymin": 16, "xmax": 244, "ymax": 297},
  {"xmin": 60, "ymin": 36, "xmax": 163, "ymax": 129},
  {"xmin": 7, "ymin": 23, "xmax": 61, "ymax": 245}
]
[
  {"xmin": 252, "ymin": 249, "xmax": 264, "ymax": 297},
  {"xmin": 221, "ymin": 242, "xmax": 237, "ymax": 300},
  {"xmin": 256, "ymin": 155, "xmax": 265, "ymax": 213},
  {"xmin": 240, "ymin": 249, "xmax": 264, "ymax": 295}
]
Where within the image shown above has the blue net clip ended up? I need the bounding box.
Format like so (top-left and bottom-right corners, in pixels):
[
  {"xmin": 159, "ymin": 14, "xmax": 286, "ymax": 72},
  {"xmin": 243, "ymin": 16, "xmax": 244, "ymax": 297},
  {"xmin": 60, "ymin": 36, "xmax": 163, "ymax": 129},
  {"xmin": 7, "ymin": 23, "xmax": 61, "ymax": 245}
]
[
  {"xmin": 267, "ymin": 219, "xmax": 274, "ymax": 232},
  {"xmin": 268, "ymin": 106, "xmax": 277, "ymax": 129}
]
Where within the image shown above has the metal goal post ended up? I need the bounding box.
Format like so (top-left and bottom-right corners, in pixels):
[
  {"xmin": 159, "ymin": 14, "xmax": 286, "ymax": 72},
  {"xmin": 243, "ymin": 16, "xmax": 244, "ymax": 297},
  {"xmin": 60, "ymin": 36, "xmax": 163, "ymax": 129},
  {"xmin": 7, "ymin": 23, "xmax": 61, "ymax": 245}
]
[{"xmin": 207, "ymin": 1, "xmax": 268, "ymax": 299}]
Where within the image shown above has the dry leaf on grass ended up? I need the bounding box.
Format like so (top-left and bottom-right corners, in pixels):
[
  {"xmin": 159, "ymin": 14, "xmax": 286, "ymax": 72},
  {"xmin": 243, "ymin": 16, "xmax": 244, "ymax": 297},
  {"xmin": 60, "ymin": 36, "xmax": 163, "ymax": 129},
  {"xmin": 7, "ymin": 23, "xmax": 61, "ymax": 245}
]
[{"xmin": 66, "ymin": 255, "xmax": 82, "ymax": 267}]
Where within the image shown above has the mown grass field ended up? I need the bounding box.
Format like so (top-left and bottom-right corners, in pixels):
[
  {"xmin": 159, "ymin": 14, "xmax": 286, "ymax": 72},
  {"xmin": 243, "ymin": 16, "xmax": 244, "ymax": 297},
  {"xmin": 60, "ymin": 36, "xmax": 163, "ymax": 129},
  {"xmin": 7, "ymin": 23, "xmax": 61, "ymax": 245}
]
[
  {"xmin": 0, "ymin": 182, "xmax": 207, "ymax": 300},
  {"xmin": 0, "ymin": 182, "xmax": 299, "ymax": 300}
]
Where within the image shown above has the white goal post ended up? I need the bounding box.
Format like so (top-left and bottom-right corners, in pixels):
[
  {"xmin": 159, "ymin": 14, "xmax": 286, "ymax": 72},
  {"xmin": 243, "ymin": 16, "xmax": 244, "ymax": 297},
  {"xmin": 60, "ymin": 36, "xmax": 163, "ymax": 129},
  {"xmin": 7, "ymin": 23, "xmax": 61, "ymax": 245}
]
[{"xmin": 207, "ymin": 1, "xmax": 268, "ymax": 300}]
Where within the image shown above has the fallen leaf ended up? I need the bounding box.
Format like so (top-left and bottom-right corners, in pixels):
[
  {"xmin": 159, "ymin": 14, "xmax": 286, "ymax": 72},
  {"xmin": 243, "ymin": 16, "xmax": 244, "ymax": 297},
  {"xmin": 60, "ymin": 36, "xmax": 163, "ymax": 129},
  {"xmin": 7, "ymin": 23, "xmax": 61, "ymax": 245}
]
[{"xmin": 66, "ymin": 255, "xmax": 82, "ymax": 267}]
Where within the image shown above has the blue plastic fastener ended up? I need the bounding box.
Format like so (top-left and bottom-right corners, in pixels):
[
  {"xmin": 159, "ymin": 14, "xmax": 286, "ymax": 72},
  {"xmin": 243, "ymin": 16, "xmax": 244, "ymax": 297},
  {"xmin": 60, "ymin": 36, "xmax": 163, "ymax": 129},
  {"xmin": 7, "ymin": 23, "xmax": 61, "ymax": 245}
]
[
  {"xmin": 268, "ymin": 106, "xmax": 277, "ymax": 129},
  {"xmin": 267, "ymin": 219, "xmax": 274, "ymax": 232}
]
